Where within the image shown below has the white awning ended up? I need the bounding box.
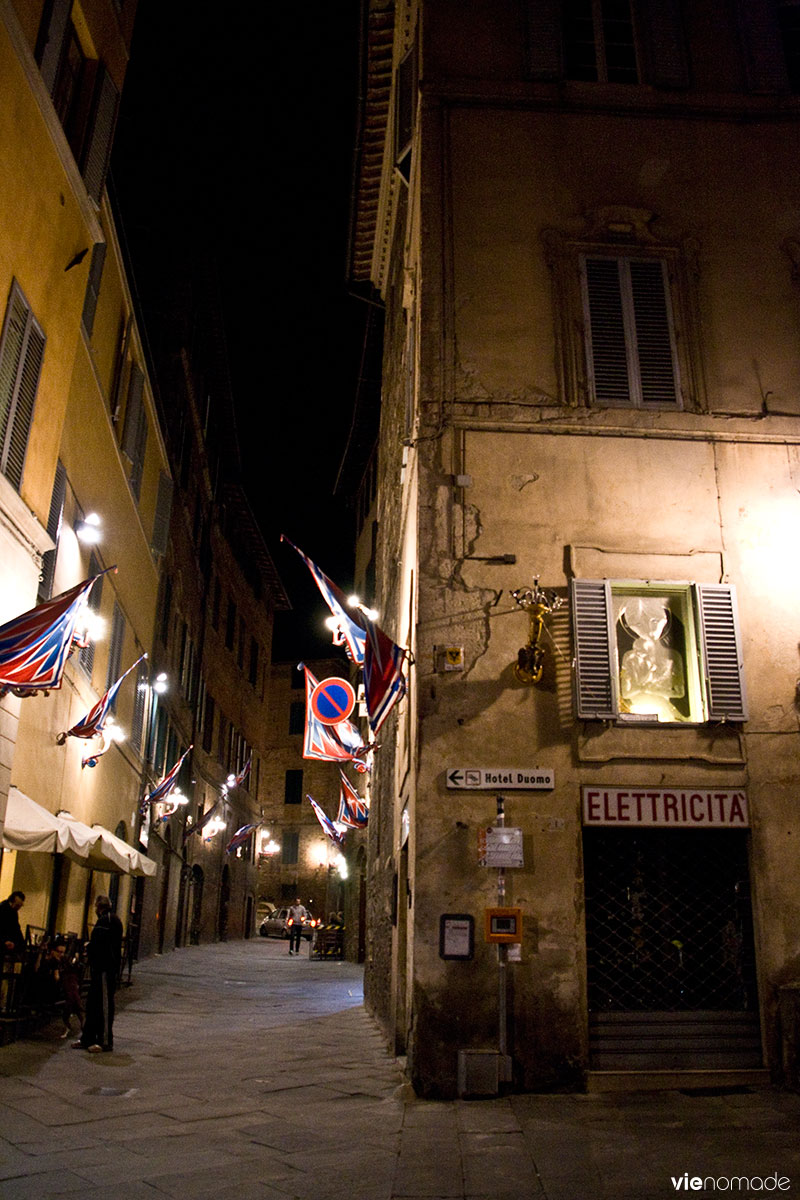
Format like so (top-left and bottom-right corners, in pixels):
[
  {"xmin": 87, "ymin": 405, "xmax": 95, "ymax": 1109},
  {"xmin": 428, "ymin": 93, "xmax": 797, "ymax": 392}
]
[{"xmin": 2, "ymin": 787, "xmax": 157, "ymax": 877}]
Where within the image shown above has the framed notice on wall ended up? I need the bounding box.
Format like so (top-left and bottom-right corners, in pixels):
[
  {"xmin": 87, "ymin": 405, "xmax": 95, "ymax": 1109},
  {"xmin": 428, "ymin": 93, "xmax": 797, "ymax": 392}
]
[{"xmin": 439, "ymin": 914, "xmax": 475, "ymax": 960}]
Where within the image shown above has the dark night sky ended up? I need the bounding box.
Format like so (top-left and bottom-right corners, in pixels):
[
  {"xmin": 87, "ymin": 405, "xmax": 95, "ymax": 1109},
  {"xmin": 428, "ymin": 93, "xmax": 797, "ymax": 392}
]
[{"xmin": 111, "ymin": 0, "xmax": 366, "ymax": 660}]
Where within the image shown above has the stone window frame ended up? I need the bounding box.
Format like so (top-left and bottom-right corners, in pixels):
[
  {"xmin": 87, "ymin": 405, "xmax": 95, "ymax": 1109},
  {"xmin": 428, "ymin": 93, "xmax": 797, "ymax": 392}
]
[{"xmin": 542, "ymin": 207, "xmax": 706, "ymax": 412}]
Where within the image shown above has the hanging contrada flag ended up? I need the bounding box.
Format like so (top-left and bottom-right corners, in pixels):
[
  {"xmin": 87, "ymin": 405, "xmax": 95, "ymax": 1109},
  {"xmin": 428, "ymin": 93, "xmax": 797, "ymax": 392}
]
[
  {"xmin": 183, "ymin": 796, "xmax": 222, "ymax": 845},
  {"xmin": 0, "ymin": 571, "xmax": 112, "ymax": 698},
  {"xmin": 225, "ymin": 822, "xmax": 260, "ymax": 855},
  {"xmin": 301, "ymin": 664, "xmax": 369, "ymax": 771},
  {"xmin": 232, "ymin": 756, "xmax": 252, "ymax": 788},
  {"xmin": 281, "ymin": 536, "xmax": 366, "ymax": 664},
  {"xmin": 359, "ymin": 609, "xmax": 408, "ymax": 734},
  {"xmin": 57, "ymin": 653, "xmax": 147, "ymax": 766},
  {"xmin": 307, "ymin": 794, "xmax": 345, "ymax": 846},
  {"xmin": 141, "ymin": 744, "xmax": 193, "ymax": 815},
  {"xmin": 337, "ymin": 771, "xmax": 369, "ymax": 829}
]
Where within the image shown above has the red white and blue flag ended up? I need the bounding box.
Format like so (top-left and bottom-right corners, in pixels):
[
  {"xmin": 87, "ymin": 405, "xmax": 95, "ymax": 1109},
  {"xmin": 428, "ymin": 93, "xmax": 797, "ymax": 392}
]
[
  {"xmin": 281, "ymin": 536, "xmax": 367, "ymax": 664},
  {"xmin": 0, "ymin": 573, "xmax": 106, "ymax": 697},
  {"xmin": 337, "ymin": 771, "xmax": 369, "ymax": 829},
  {"xmin": 142, "ymin": 744, "xmax": 193, "ymax": 814},
  {"xmin": 59, "ymin": 653, "xmax": 147, "ymax": 751},
  {"xmin": 232, "ymin": 756, "xmax": 252, "ymax": 788},
  {"xmin": 225, "ymin": 822, "xmax": 259, "ymax": 854},
  {"xmin": 301, "ymin": 664, "xmax": 369, "ymax": 771},
  {"xmin": 307, "ymin": 794, "xmax": 345, "ymax": 846},
  {"xmin": 360, "ymin": 610, "xmax": 407, "ymax": 734},
  {"xmin": 184, "ymin": 796, "xmax": 222, "ymax": 844}
]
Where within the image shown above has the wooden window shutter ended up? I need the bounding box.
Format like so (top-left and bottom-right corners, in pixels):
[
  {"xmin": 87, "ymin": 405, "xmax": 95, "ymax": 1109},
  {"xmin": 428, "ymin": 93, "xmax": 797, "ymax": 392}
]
[
  {"xmin": 695, "ymin": 584, "xmax": 748, "ymax": 722},
  {"xmin": 106, "ymin": 602, "xmax": 125, "ymax": 695},
  {"xmin": 571, "ymin": 579, "xmax": 617, "ymax": 718},
  {"xmin": 637, "ymin": 0, "xmax": 689, "ymax": 89},
  {"xmin": 36, "ymin": 0, "xmax": 73, "ymax": 96},
  {"xmin": 734, "ymin": 0, "xmax": 790, "ymax": 92},
  {"xmin": 79, "ymin": 550, "xmax": 102, "ymax": 675},
  {"xmin": 39, "ymin": 459, "xmax": 67, "ymax": 601},
  {"xmin": 526, "ymin": 0, "xmax": 563, "ymax": 79},
  {"xmin": 583, "ymin": 258, "xmax": 633, "ymax": 406},
  {"xmin": 151, "ymin": 471, "xmax": 174, "ymax": 556},
  {"xmin": 130, "ymin": 655, "xmax": 149, "ymax": 754},
  {"xmin": 0, "ymin": 282, "xmax": 46, "ymax": 491},
  {"xmin": 121, "ymin": 363, "xmax": 144, "ymax": 459},
  {"xmin": 129, "ymin": 400, "xmax": 148, "ymax": 501},
  {"xmin": 81, "ymin": 242, "xmax": 106, "ymax": 335},
  {"xmin": 628, "ymin": 259, "xmax": 681, "ymax": 407},
  {"xmin": 81, "ymin": 63, "xmax": 120, "ymax": 202}
]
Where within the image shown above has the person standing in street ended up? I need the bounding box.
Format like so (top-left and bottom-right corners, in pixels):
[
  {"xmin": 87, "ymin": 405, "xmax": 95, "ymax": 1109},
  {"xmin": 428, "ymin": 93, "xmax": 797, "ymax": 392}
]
[
  {"xmin": 0, "ymin": 890, "xmax": 25, "ymax": 959},
  {"xmin": 73, "ymin": 895, "xmax": 122, "ymax": 1053},
  {"xmin": 287, "ymin": 898, "xmax": 307, "ymax": 956}
]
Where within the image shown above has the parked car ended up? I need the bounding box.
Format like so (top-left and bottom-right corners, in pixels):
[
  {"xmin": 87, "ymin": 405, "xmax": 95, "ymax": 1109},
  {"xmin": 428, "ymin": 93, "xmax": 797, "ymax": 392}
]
[{"xmin": 258, "ymin": 908, "xmax": 320, "ymax": 941}]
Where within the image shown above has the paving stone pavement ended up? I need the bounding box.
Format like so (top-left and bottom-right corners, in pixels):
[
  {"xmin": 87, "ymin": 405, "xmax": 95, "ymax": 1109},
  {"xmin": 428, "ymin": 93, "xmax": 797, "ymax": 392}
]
[{"xmin": 1, "ymin": 938, "xmax": 800, "ymax": 1199}]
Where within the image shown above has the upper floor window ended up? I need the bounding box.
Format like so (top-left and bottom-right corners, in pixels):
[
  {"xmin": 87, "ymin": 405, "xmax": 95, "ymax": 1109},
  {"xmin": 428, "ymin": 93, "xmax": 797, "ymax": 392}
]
[
  {"xmin": 571, "ymin": 580, "xmax": 747, "ymax": 725},
  {"xmin": 779, "ymin": 0, "xmax": 800, "ymax": 90},
  {"xmin": 289, "ymin": 701, "xmax": 305, "ymax": 736},
  {"xmin": 564, "ymin": 0, "xmax": 639, "ymax": 83},
  {"xmin": 35, "ymin": 2, "xmax": 120, "ymax": 202},
  {"xmin": 0, "ymin": 281, "xmax": 45, "ymax": 491},
  {"xmin": 580, "ymin": 254, "xmax": 681, "ymax": 408}
]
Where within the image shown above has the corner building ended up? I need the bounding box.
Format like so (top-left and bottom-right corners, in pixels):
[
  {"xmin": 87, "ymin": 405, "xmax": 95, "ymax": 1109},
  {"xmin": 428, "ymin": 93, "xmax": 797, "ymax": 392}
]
[{"xmin": 351, "ymin": 0, "xmax": 800, "ymax": 1096}]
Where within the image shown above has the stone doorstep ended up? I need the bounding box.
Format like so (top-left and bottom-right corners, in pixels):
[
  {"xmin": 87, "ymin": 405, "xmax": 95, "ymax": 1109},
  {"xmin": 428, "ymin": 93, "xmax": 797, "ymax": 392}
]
[{"xmin": 586, "ymin": 1068, "xmax": 771, "ymax": 1093}]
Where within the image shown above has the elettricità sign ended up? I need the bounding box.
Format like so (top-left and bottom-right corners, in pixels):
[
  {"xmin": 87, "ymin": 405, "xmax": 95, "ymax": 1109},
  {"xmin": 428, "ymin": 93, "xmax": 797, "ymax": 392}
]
[{"xmin": 582, "ymin": 787, "xmax": 749, "ymax": 828}]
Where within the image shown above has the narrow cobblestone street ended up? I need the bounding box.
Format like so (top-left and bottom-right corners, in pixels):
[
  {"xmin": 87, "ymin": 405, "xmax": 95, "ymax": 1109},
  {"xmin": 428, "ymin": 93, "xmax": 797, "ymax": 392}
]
[{"xmin": 1, "ymin": 939, "xmax": 799, "ymax": 1199}]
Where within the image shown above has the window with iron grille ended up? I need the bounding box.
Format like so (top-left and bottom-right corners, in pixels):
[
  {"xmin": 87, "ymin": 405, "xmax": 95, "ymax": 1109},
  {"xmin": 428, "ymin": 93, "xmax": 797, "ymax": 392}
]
[
  {"xmin": 0, "ymin": 281, "xmax": 45, "ymax": 491},
  {"xmin": 571, "ymin": 579, "xmax": 747, "ymax": 724},
  {"xmin": 580, "ymin": 255, "xmax": 681, "ymax": 408},
  {"xmin": 130, "ymin": 655, "xmax": 149, "ymax": 755}
]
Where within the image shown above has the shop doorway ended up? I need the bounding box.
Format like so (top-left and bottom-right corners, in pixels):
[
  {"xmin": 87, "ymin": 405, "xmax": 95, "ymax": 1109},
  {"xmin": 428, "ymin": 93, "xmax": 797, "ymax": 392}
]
[{"xmin": 584, "ymin": 828, "xmax": 761, "ymax": 1069}]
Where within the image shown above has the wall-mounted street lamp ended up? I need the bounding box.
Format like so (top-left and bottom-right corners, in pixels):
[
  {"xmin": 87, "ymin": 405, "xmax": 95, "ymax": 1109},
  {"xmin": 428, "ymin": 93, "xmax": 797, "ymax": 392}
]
[
  {"xmin": 75, "ymin": 512, "xmax": 102, "ymax": 545},
  {"xmin": 511, "ymin": 577, "xmax": 565, "ymax": 685}
]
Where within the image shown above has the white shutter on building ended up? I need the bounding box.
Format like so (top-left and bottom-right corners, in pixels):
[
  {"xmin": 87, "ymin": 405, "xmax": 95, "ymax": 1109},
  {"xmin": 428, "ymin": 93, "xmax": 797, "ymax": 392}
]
[
  {"xmin": 695, "ymin": 584, "xmax": 748, "ymax": 722},
  {"xmin": 571, "ymin": 579, "xmax": 617, "ymax": 718}
]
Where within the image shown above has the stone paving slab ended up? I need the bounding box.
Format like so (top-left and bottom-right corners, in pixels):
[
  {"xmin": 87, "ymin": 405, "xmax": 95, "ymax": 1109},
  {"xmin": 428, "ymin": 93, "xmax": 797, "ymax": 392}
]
[{"xmin": 3, "ymin": 940, "xmax": 800, "ymax": 1199}]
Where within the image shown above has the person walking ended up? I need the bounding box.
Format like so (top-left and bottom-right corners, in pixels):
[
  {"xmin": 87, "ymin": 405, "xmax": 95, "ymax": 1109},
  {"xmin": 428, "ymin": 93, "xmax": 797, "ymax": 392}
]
[
  {"xmin": 73, "ymin": 895, "xmax": 122, "ymax": 1053},
  {"xmin": 286, "ymin": 898, "xmax": 307, "ymax": 956}
]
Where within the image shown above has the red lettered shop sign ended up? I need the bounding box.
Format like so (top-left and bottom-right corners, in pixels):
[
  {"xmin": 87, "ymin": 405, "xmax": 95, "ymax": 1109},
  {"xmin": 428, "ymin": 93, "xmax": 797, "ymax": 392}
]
[{"xmin": 582, "ymin": 787, "xmax": 749, "ymax": 828}]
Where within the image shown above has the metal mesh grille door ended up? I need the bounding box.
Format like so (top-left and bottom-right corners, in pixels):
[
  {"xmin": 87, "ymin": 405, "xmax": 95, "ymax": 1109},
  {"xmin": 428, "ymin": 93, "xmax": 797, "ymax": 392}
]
[{"xmin": 584, "ymin": 829, "xmax": 758, "ymax": 1013}]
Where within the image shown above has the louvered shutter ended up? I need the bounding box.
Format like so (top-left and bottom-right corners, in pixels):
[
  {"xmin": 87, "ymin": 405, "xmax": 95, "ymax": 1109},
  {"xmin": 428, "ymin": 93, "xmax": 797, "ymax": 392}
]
[
  {"xmin": 121, "ymin": 364, "xmax": 144, "ymax": 459},
  {"xmin": 130, "ymin": 655, "xmax": 149, "ymax": 755},
  {"xmin": 151, "ymin": 472, "xmax": 174, "ymax": 555},
  {"xmin": 583, "ymin": 257, "xmax": 633, "ymax": 406},
  {"xmin": 695, "ymin": 584, "xmax": 748, "ymax": 722},
  {"xmin": 571, "ymin": 579, "xmax": 618, "ymax": 718},
  {"xmin": 81, "ymin": 64, "xmax": 119, "ymax": 203},
  {"xmin": 629, "ymin": 259, "xmax": 681, "ymax": 407},
  {"xmin": 106, "ymin": 602, "xmax": 125, "ymax": 695},
  {"xmin": 734, "ymin": 0, "xmax": 789, "ymax": 92},
  {"xmin": 36, "ymin": 0, "xmax": 73, "ymax": 96},
  {"xmin": 129, "ymin": 402, "xmax": 148, "ymax": 501},
  {"xmin": 81, "ymin": 242, "xmax": 106, "ymax": 335},
  {"xmin": 637, "ymin": 0, "xmax": 689, "ymax": 88},
  {"xmin": 80, "ymin": 551, "xmax": 102, "ymax": 675},
  {"xmin": 0, "ymin": 283, "xmax": 45, "ymax": 491},
  {"xmin": 39, "ymin": 459, "xmax": 67, "ymax": 601},
  {"xmin": 526, "ymin": 0, "xmax": 563, "ymax": 79}
]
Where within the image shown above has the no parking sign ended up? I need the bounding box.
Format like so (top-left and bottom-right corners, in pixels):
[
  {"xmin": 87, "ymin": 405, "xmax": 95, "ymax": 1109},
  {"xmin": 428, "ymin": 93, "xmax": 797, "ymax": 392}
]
[{"xmin": 309, "ymin": 677, "xmax": 356, "ymax": 725}]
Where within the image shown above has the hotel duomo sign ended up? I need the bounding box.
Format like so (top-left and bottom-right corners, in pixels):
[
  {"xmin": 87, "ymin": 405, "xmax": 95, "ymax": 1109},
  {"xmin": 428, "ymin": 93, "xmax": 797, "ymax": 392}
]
[{"xmin": 582, "ymin": 787, "xmax": 749, "ymax": 829}]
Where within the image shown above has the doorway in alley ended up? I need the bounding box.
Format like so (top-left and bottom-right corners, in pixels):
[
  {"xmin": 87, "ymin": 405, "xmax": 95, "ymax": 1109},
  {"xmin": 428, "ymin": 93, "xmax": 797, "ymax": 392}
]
[{"xmin": 583, "ymin": 828, "xmax": 762, "ymax": 1069}]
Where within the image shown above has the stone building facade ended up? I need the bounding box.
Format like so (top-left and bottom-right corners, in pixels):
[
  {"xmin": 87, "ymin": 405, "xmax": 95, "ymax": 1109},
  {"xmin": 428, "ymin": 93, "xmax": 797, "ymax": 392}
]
[{"xmin": 349, "ymin": 0, "xmax": 800, "ymax": 1096}]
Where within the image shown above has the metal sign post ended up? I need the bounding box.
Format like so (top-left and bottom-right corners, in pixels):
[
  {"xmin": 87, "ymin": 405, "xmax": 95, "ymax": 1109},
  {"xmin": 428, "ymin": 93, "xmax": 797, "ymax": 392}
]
[{"xmin": 495, "ymin": 795, "xmax": 512, "ymax": 1082}]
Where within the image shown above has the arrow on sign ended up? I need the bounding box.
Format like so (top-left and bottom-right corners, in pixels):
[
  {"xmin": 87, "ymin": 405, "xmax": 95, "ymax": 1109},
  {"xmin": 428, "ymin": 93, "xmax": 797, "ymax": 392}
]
[{"xmin": 448, "ymin": 770, "xmax": 464, "ymax": 787}]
